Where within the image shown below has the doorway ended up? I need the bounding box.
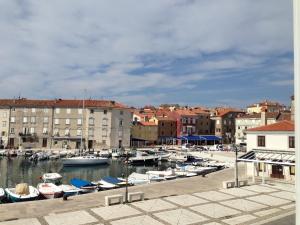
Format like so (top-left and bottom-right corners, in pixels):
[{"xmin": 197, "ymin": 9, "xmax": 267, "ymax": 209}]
[
  {"xmin": 271, "ymin": 164, "xmax": 284, "ymax": 179},
  {"xmin": 88, "ymin": 140, "xmax": 93, "ymax": 149},
  {"xmin": 42, "ymin": 138, "xmax": 47, "ymax": 148},
  {"xmin": 9, "ymin": 138, "xmax": 14, "ymax": 148}
]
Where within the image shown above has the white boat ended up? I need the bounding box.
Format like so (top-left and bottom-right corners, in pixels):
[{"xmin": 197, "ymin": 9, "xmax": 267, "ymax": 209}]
[
  {"xmin": 62, "ymin": 155, "xmax": 109, "ymax": 166},
  {"xmin": 42, "ymin": 173, "xmax": 62, "ymax": 184},
  {"xmin": 126, "ymin": 172, "xmax": 164, "ymax": 185},
  {"xmin": 58, "ymin": 184, "xmax": 81, "ymax": 196},
  {"xmin": 92, "ymin": 176, "xmax": 125, "ymax": 190},
  {"xmin": 0, "ymin": 188, "xmax": 5, "ymax": 201},
  {"xmin": 174, "ymin": 171, "xmax": 197, "ymax": 177},
  {"xmin": 98, "ymin": 149, "xmax": 111, "ymax": 158},
  {"xmin": 5, "ymin": 184, "xmax": 39, "ymax": 202},
  {"xmin": 146, "ymin": 169, "xmax": 177, "ymax": 180},
  {"xmin": 111, "ymin": 148, "xmax": 124, "ymax": 158},
  {"xmin": 128, "ymin": 152, "xmax": 159, "ymax": 165},
  {"xmin": 168, "ymin": 153, "xmax": 188, "ymax": 162},
  {"xmin": 37, "ymin": 183, "xmax": 63, "ymax": 199},
  {"xmin": 0, "ymin": 150, "xmax": 6, "ymax": 156},
  {"xmin": 156, "ymin": 152, "xmax": 171, "ymax": 161},
  {"xmin": 176, "ymin": 165, "xmax": 217, "ymax": 175}
]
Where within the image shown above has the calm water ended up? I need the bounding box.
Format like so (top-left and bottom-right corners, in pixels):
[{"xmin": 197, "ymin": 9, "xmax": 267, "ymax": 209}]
[{"xmin": 0, "ymin": 157, "xmax": 171, "ymax": 188}]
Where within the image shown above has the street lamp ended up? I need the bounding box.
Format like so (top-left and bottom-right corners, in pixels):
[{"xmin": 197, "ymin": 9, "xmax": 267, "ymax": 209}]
[{"xmin": 124, "ymin": 150, "xmax": 129, "ymax": 204}]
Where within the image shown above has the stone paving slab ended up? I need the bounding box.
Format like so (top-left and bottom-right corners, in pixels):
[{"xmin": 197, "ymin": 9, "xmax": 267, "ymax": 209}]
[
  {"xmin": 219, "ymin": 188, "xmax": 257, "ymax": 197},
  {"xmin": 110, "ymin": 215, "xmax": 164, "ymax": 225},
  {"xmin": 220, "ymin": 199, "xmax": 268, "ymax": 212},
  {"xmin": 270, "ymin": 191, "xmax": 296, "ymax": 201},
  {"xmin": 190, "ymin": 203, "xmax": 240, "ymax": 219},
  {"xmin": 222, "ymin": 214, "xmax": 257, "ymax": 225},
  {"xmin": 242, "ymin": 185, "xmax": 279, "ymax": 193},
  {"xmin": 0, "ymin": 218, "xmax": 41, "ymax": 225},
  {"xmin": 91, "ymin": 204, "xmax": 141, "ymax": 221},
  {"xmin": 44, "ymin": 210, "xmax": 98, "ymax": 225},
  {"xmin": 194, "ymin": 190, "xmax": 234, "ymax": 201},
  {"xmin": 247, "ymin": 195, "xmax": 291, "ymax": 207},
  {"xmin": 280, "ymin": 204, "xmax": 295, "ymax": 210},
  {"xmin": 131, "ymin": 199, "xmax": 177, "ymax": 212},
  {"xmin": 154, "ymin": 208, "xmax": 208, "ymax": 225},
  {"xmin": 271, "ymin": 184, "xmax": 295, "ymax": 193},
  {"xmin": 203, "ymin": 223, "xmax": 222, "ymax": 225},
  {"xmin": 254, "ymin": 208, "xmax": 281, "ymax": 217},
  {"xmin": 163, "ymin": 194, "xmax": 208, "ymax": 206}
]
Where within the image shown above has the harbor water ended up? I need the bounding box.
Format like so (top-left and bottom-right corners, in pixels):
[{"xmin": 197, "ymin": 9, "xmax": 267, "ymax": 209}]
[{"xmin": 0, "ymin": 157, "xmax": 170, "ymax": 188}]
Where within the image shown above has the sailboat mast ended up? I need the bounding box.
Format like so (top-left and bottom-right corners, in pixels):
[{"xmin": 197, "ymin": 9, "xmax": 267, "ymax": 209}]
[{"xmin": 80, "ymin": 96, "xmax": 85, "ymax": 150}]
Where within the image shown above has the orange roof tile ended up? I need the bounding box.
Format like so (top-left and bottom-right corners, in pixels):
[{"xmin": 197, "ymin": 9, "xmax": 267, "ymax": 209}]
[{"xmin": 247, "ymin": 120, "xmax": 294, "ymax": 132}]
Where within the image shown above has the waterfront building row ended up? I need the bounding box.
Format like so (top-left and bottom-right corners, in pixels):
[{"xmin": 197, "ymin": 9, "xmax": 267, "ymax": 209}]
[{"xmin": 0, "ymin": 98, "xmax": 131, "ymax": 149}]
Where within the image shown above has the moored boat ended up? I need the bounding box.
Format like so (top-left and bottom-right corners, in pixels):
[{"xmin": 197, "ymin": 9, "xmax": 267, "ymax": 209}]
[
  {"xmin": 128, "ymin": 152, "xmax": 159, "ymax": 165},
  {"xmin": 97, "ymin": 176, "xmax": 125, "ymax": 190},
  {"xmin": 5, "ymin": 183, "xmax": 39, "ymax": 202},
  {"xmin": 0, "ymin": 188, "xmax": 5, "ymax": 202},
  {"xmin": 70, "ymin": 178, "xmax": 97, "ymax": 193},
  {"xmin": 62, "ymin": 155, "xmax": 109, "ymax": 166},
  {"xmin": 58, "ymin": 184, "xmax": 81, "ymax": 196},
  {"xmin": 42, "ymin": 173, "xmax": 62, "ymax": 185},
  {"xmin": 37, "ymin": 183, "xmax": 63, "ymax": 199}
]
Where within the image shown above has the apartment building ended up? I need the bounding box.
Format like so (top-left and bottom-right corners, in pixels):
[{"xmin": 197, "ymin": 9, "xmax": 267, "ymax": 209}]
[
  {"xmin": 0, "ymin": 98, "xmax": 131, "ymax": 149},
  {"xmin": 211, "ymin": 108, "xmax": 245, "ymax": 143},
  {"xmin": 247, "ymin": 100, "xmax": 285, "ymax": 114},
  {"xmin": 0, "ymin": 108, "xmax": 10, "ymax": 148},
  {"xmin": 131, "ymin": 121, "xmax": 158, "ymax": 146},
  {"xmin": 156, "ymin": 117, "xmax": 177, "ymax": 144}
]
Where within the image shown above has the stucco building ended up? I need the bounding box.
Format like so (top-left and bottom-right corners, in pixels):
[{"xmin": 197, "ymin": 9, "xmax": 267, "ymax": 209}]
[
  {"xmin": 239, "ymin": 120, "xmax": 295, "ymax": 182},
  {"xmin": 0, "ymin": 98, "xmax": 131, "ymax": 149}
]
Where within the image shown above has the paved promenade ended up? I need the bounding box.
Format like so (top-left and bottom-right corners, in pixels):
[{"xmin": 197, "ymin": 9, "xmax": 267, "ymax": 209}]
[
  {"xmin": 0, "ymin": 183, "xmax": 295, "ymax": 225},
  {"xmin": 0, "ymin": 164, "xmax": 295, "ymax": 225}
]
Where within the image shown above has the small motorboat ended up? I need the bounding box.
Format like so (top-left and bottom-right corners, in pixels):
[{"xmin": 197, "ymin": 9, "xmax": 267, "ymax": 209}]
[
  {"xmin": 37, "ymin": 183, "xmax": 63, "ymax": 199},
  {"xmin": 97, "ymin": 176, "xmax": 125, "ymax": 190},
  {"xmin": 24, "ymin": 150, "xmax": 34, "ymax": 157},
  {"xmin": 0, "ymin": 188, "xmax": 5, "ymax": 202},
  {"xmin": 62, "ymin": 156, "xmax": 109, "ymax": 166},
  {"xmin": 42, "ymin": 173, "xmax": 62, "ymax": 185},
  {"xmin": 70, "ymin": 178, "xmax": 97, "ymax": 193},
  {"xmin": 174, "ymin": 171, "xmax": 197, "ymax": 177},
  {"xmin": 128, "ymin": 152, "xmax": 159, "ymax": 165},
  {"xmin": 146, "ymin": 169, "xmax": 177, "ymax": 180},
  {"xmin": 5, "ymin": 183, "xmax": 39, "ymax": 202},
  {"xmin": 58, "ymin": 184, "xmax": 81, "ymax": 196}
]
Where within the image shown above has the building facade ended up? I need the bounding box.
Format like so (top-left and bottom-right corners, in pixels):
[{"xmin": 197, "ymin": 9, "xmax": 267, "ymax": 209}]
[
  {"xmin": 247, "ymin": 100, "xmax": 285, "ymax": 114},
  {"xmin": 211, "ymin": 109, "xmax": 244, "ymax": 143},
  {"xmin": 0, "ymin": 108, "xmax": 10, "ymax": 148},
  {"xmin": 235, "ymin": 112, "xmax": 278, "ymax": 145},
  {"xmin": 0, "ymin": 98, "xmax": 131, "ymax": 149},
  {"xmin": 240, "ymin": 120, "xmax": 295, "ymax": 182},
  {"xmin": 156, "ymin": 117, "xmax": 177, "ymax": 145},
  {"xmin": 131, "ymin": 121, "xmax": 158, "ymax": 146}
]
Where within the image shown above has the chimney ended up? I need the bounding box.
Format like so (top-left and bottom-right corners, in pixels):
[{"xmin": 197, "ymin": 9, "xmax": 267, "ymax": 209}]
[{"xmin": 261, "ymin": 109, "xmax": 267, "ymax": 126}]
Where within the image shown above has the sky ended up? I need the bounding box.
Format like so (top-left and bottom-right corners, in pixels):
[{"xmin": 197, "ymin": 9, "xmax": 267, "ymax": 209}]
[{"xmin": 0, "ymin": 0, "xmax": 294, "ymax": 108}]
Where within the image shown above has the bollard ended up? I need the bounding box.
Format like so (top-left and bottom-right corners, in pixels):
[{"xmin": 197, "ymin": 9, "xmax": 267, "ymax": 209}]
[{"xmin": 63, "ymin": 194, "xmax": 68, "ymax": 201}]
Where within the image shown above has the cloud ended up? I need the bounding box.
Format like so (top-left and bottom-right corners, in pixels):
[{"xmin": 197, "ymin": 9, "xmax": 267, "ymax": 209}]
[{"xmin": 0, "ymin": 0, "xmax": 293, "ymax": 106}]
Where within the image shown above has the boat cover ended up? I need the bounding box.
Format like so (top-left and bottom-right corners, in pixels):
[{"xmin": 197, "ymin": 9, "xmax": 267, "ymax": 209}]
[
  {"xmin": 15, "ymin": 183, "xmax": 29, "ymax": 195},
  {"xmin": 70, "ymin": 178, "xmax": 95, "ymax": 188},
  {"xmin": 102, "ymin": 176, "xmax": 122, "ymax": 184}
]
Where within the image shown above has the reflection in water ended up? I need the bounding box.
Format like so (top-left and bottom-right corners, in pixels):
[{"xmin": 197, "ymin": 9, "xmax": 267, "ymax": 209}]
[{"xmin": 0, "ymin": 157, "xmax": 171, "ymax": 188}]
